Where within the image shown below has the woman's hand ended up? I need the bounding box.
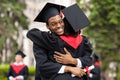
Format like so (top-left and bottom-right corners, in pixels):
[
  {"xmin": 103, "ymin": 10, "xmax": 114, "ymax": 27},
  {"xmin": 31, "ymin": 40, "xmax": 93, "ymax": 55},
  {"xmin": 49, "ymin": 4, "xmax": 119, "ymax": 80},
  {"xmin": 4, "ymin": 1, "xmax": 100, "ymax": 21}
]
[
  {"xmin": 54, "ymin": 48, "xmax": 77, "ymax": 65},
  {"xmin": 65, "ymin": 66, "xmax": 85, "ymax": 78}
]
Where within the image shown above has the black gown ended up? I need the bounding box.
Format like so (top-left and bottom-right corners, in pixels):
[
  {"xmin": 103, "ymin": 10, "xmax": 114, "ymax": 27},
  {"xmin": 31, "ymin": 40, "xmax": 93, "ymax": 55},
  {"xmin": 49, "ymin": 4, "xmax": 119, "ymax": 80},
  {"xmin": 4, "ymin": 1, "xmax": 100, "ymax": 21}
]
[
  {"xmin": 89, "ymin": 65, "xmax": 101, "ymax": 80},
  {"xmin": 7, "ymin": 63, "xmax": 29, "ymax": 80},
  {"xmin": 27, "ymin": 28, "xmax": 93, "ymax": 80}
]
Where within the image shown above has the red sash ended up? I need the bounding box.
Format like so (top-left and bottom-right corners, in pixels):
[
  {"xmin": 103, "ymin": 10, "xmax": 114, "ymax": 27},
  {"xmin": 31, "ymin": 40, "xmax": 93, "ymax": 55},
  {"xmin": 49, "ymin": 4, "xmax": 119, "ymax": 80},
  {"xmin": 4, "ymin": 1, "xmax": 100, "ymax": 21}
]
[
  {"xmin": 60, "ymin": 35, "xmax": 83, "ymax": 49},
  {"xmin": 11, "ymin": 63, "xmax": 25, "ymax": 74}
]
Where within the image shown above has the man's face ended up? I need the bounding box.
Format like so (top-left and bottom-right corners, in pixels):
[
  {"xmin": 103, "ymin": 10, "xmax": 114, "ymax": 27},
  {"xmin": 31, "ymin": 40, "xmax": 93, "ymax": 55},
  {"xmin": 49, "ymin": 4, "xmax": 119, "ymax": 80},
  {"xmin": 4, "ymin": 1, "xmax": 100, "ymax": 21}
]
[{"xmin": 47, "ymin": 15, "xmax": 64, "ymax": 35}]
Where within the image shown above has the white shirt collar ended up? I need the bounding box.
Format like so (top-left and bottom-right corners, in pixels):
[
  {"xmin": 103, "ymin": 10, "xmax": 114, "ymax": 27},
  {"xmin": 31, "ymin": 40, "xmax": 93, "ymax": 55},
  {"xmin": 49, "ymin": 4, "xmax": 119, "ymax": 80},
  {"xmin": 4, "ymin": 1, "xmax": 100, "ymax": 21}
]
[{"xmin": 14, "ymin": 62, "xmax": 24, "ymax": 65}]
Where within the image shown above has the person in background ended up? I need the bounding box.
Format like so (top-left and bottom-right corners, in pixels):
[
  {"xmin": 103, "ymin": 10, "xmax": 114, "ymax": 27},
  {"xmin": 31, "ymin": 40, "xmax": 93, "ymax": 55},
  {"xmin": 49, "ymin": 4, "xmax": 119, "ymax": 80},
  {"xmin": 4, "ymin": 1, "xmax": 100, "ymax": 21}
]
[
  {"xmin": 88, "ymin": 52, "xmax": 102, "ymax": 80},
  {"xmin": 27, "ymin": 2, "xmax": 93, "ymax": 80},
  {"xmin": 7, "ymin": 50, "xmax": 29, "ymax": 80}
]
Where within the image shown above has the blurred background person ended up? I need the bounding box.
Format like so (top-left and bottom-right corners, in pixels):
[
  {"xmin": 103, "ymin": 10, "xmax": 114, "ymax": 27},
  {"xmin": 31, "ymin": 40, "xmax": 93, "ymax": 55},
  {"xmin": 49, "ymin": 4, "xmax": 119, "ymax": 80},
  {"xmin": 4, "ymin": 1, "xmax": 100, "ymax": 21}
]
[
  {"xmin": 88, "ymin": 52, "xmax": 102, "ymax": 80},
  {"xmin": 7, "ymin": 50, "xmax": 29, "ymax": 80}
]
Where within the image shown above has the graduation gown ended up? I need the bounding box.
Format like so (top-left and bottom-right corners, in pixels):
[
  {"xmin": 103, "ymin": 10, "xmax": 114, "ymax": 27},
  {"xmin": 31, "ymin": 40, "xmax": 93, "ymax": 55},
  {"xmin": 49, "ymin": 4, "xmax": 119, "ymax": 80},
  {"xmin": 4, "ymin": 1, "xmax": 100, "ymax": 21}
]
[
  {"xmin": 7, "ymin": 63, "xmax": 29, "ymax": 80},
  {"xmin": 27, "ymin": 28, "xmax": 93, "ymax": 80},
  {"xmin": 89, "ymin": 66, "xmax": 101, "ymax": 80}
]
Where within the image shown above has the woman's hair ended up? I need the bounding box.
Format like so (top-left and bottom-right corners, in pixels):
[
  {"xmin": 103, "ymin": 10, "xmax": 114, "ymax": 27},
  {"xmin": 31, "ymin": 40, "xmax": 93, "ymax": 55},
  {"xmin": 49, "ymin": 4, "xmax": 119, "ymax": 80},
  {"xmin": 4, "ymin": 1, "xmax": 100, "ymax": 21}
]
[{"xmin": 63, "ymin": 18, "xmax": 81, "ymax": 37}]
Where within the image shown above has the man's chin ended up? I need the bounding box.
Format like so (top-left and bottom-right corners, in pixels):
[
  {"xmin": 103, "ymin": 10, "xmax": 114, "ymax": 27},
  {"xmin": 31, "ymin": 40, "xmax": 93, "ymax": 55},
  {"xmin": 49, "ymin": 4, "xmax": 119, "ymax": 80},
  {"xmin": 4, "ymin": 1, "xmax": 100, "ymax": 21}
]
[{"xmin": 56, "ymin": 32, "xmax": 64, "ymax": 35}]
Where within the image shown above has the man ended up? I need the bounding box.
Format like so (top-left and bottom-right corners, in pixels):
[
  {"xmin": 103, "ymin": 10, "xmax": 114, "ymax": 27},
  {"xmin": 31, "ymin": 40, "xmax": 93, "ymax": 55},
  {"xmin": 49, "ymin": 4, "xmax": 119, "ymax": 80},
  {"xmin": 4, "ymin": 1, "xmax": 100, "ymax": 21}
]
[
  {"xmin": 88, "ymin": 53, "xmax": 101, "ymax": 80},
  {"xmin": 7, "ymin": 50, "xmax": 29, "ymax": 80},
  {"xmin": 27, "ymin": 2, "xmax": 92, "ymax": 80}
]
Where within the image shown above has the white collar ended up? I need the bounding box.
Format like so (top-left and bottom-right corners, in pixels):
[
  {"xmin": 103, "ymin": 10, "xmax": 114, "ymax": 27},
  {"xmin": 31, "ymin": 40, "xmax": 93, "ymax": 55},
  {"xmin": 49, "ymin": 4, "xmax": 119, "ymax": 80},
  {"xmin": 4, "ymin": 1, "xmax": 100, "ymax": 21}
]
[{"xmin": 14, "ymin": 62, "xmax": 24, "ymax": 65}]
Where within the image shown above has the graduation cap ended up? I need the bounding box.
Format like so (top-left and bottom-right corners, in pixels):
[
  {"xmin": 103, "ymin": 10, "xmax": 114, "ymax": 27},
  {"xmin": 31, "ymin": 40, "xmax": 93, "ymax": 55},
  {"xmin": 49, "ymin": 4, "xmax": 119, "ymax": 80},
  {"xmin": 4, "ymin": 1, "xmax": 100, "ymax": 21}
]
[
  {"xmin": 93, "ymin": 53, "xmax": 100, "ymax": 61},
  {"xmin": 34, "ymin": 2, "xmax": 65, "ymax": 22},
  {"xmin": 62, "ymin": 3, "xmax": 90, "ymax": 32},
  {"xmin": 15, "ymin": 50, "xmax": 26, "ymax": 58}
]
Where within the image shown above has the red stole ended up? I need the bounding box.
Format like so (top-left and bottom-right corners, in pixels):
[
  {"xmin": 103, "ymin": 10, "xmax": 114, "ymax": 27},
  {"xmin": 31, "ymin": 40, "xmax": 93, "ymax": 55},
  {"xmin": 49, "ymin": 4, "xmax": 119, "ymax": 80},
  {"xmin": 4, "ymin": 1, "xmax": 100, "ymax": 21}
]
[
  {"xmin": 95, "ymin": 61, "xmax": 102, "ymax": 67},
  {"xmin": 60, "ymin": 35, "xmax": 83, "ymax": 49},
  {"xmin": 11, "ymin": 63, "xmax": 25, "ymax": 74}
]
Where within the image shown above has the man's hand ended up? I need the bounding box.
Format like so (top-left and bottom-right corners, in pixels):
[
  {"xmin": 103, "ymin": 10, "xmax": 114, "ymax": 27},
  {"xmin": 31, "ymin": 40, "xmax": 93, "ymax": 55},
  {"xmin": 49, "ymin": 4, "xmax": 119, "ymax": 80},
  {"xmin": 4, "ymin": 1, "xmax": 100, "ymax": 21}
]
[{"xmin": 54, "ymin": 48, "xmax": 77, "ymax": 65}]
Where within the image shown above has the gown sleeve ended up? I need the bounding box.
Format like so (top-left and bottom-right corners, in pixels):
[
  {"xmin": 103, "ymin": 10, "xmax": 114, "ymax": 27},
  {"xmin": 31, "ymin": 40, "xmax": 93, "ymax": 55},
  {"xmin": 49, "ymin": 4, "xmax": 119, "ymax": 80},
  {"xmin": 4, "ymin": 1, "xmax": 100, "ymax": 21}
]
[
  {"xmin": 23, "ymin": 66, "xmax": 29, "ymax": 80},
  {"xmin": 78, "ymin": 36, "xmax": 93, "ymax": 67},
  {"xmin": 89, "ymin": 66, "xmax": 101, "ymax": 80},
  {"xmin": 33, "ymin": 43, "xmax": 62, "ymax": 79},
  {"xmin": 27, "ymin": 28, "xmax": 57, "ymax": 50},
  {"xmin": 7, "ymin": 65, "xmax": 13, "ymax": 80}
]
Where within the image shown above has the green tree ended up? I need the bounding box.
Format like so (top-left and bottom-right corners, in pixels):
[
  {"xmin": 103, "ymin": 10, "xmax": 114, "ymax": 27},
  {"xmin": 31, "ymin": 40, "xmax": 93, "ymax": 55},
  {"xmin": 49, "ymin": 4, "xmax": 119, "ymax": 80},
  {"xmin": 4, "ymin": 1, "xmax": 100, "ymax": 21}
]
[
  {"xmin": 76, "ymin": 0, "xmax": 120, "ymax": 79},
  {"xmin": 81, "ymin": 0, "xmax": 120, "ymax": 68},
  {"xmin": 0, "ymin": 0, "xmax": 28, "ymax": 63}
]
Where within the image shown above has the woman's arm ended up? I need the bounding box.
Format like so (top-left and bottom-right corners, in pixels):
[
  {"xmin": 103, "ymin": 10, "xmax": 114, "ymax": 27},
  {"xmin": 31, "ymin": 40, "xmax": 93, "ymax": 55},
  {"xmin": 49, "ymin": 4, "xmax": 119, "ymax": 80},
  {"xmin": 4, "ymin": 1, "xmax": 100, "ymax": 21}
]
[{"xmin": 53, "ymin": 36, "xmax": 93, "ymax": 67}]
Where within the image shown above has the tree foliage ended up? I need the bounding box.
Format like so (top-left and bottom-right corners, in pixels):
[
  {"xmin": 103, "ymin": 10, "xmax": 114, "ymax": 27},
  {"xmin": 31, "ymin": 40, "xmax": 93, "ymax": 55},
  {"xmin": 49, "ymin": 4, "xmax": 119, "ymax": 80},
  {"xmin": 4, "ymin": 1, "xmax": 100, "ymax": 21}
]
[
  {"xmin": 82, "ymin": 0, "xmax": 120, "ymax": 67},
  {"xmin": 0, "ymin": 0, "xmax": 28, "ymax": 62}
]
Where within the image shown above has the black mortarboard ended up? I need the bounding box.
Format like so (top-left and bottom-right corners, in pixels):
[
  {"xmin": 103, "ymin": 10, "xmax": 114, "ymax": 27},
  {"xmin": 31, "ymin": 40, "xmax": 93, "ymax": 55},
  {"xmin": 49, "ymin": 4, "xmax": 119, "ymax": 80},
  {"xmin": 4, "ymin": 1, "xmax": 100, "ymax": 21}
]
[
  {"xmin": 15, "ymin": 50, "xmax": 26, "ymax": 58},
  {"xmin": 93, "ymin": 53, "xmax": 100, "ymax": 60},
  {"xmin": 34, "ymin": 2, "xmax": 65, "ymax": 22},
  {"xmin": 62, "ymin": 3, "xmax": 90, "ymax": 32}
]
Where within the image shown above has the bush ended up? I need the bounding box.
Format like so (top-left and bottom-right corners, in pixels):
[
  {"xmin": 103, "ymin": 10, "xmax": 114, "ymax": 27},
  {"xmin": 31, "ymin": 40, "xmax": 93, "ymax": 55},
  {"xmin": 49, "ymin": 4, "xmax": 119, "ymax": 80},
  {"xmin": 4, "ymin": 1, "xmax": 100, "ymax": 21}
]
[
  {"xmin": 0, "ymin": 64, "xmax": 9, "ymax": 80},
  {"xmin": 117, "ymin": 67, "xmax": 120, "ymax": 80},
  {"xmin": 0, "ymin": 76, "xmax": 7, "ymax": 80},
  {"xmin": 28, "ymin": 66, "xmax": 35, "ymax": 75}
]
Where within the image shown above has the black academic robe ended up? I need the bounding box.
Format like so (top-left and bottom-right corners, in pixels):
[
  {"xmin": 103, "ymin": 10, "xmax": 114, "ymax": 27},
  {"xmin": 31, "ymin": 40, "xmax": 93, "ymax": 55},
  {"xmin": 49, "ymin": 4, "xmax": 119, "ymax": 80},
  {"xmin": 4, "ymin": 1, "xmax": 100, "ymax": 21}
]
[
  {"xmin": 89, "ymin": 66, "xmax": 101, "ymax": 80},
  {"xmin": 7, "ymin": 63, "xmax": 29, "ymax": 80},
  {"xmin": 27, "ymin": 28, "xmax": 93, "ymax": 80}
]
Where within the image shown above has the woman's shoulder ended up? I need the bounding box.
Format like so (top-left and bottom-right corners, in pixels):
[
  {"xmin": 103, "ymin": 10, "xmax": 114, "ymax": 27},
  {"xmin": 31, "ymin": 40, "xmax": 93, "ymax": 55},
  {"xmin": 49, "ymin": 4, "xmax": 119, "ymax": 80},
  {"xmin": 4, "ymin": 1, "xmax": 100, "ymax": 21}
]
[
  {"xmin": 81, "ymin": 35, "xmax": 92, "ymax": 47},
  {"xmin": 81, "ymin": 35, "xmax": 89, "ymax": 42}
]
